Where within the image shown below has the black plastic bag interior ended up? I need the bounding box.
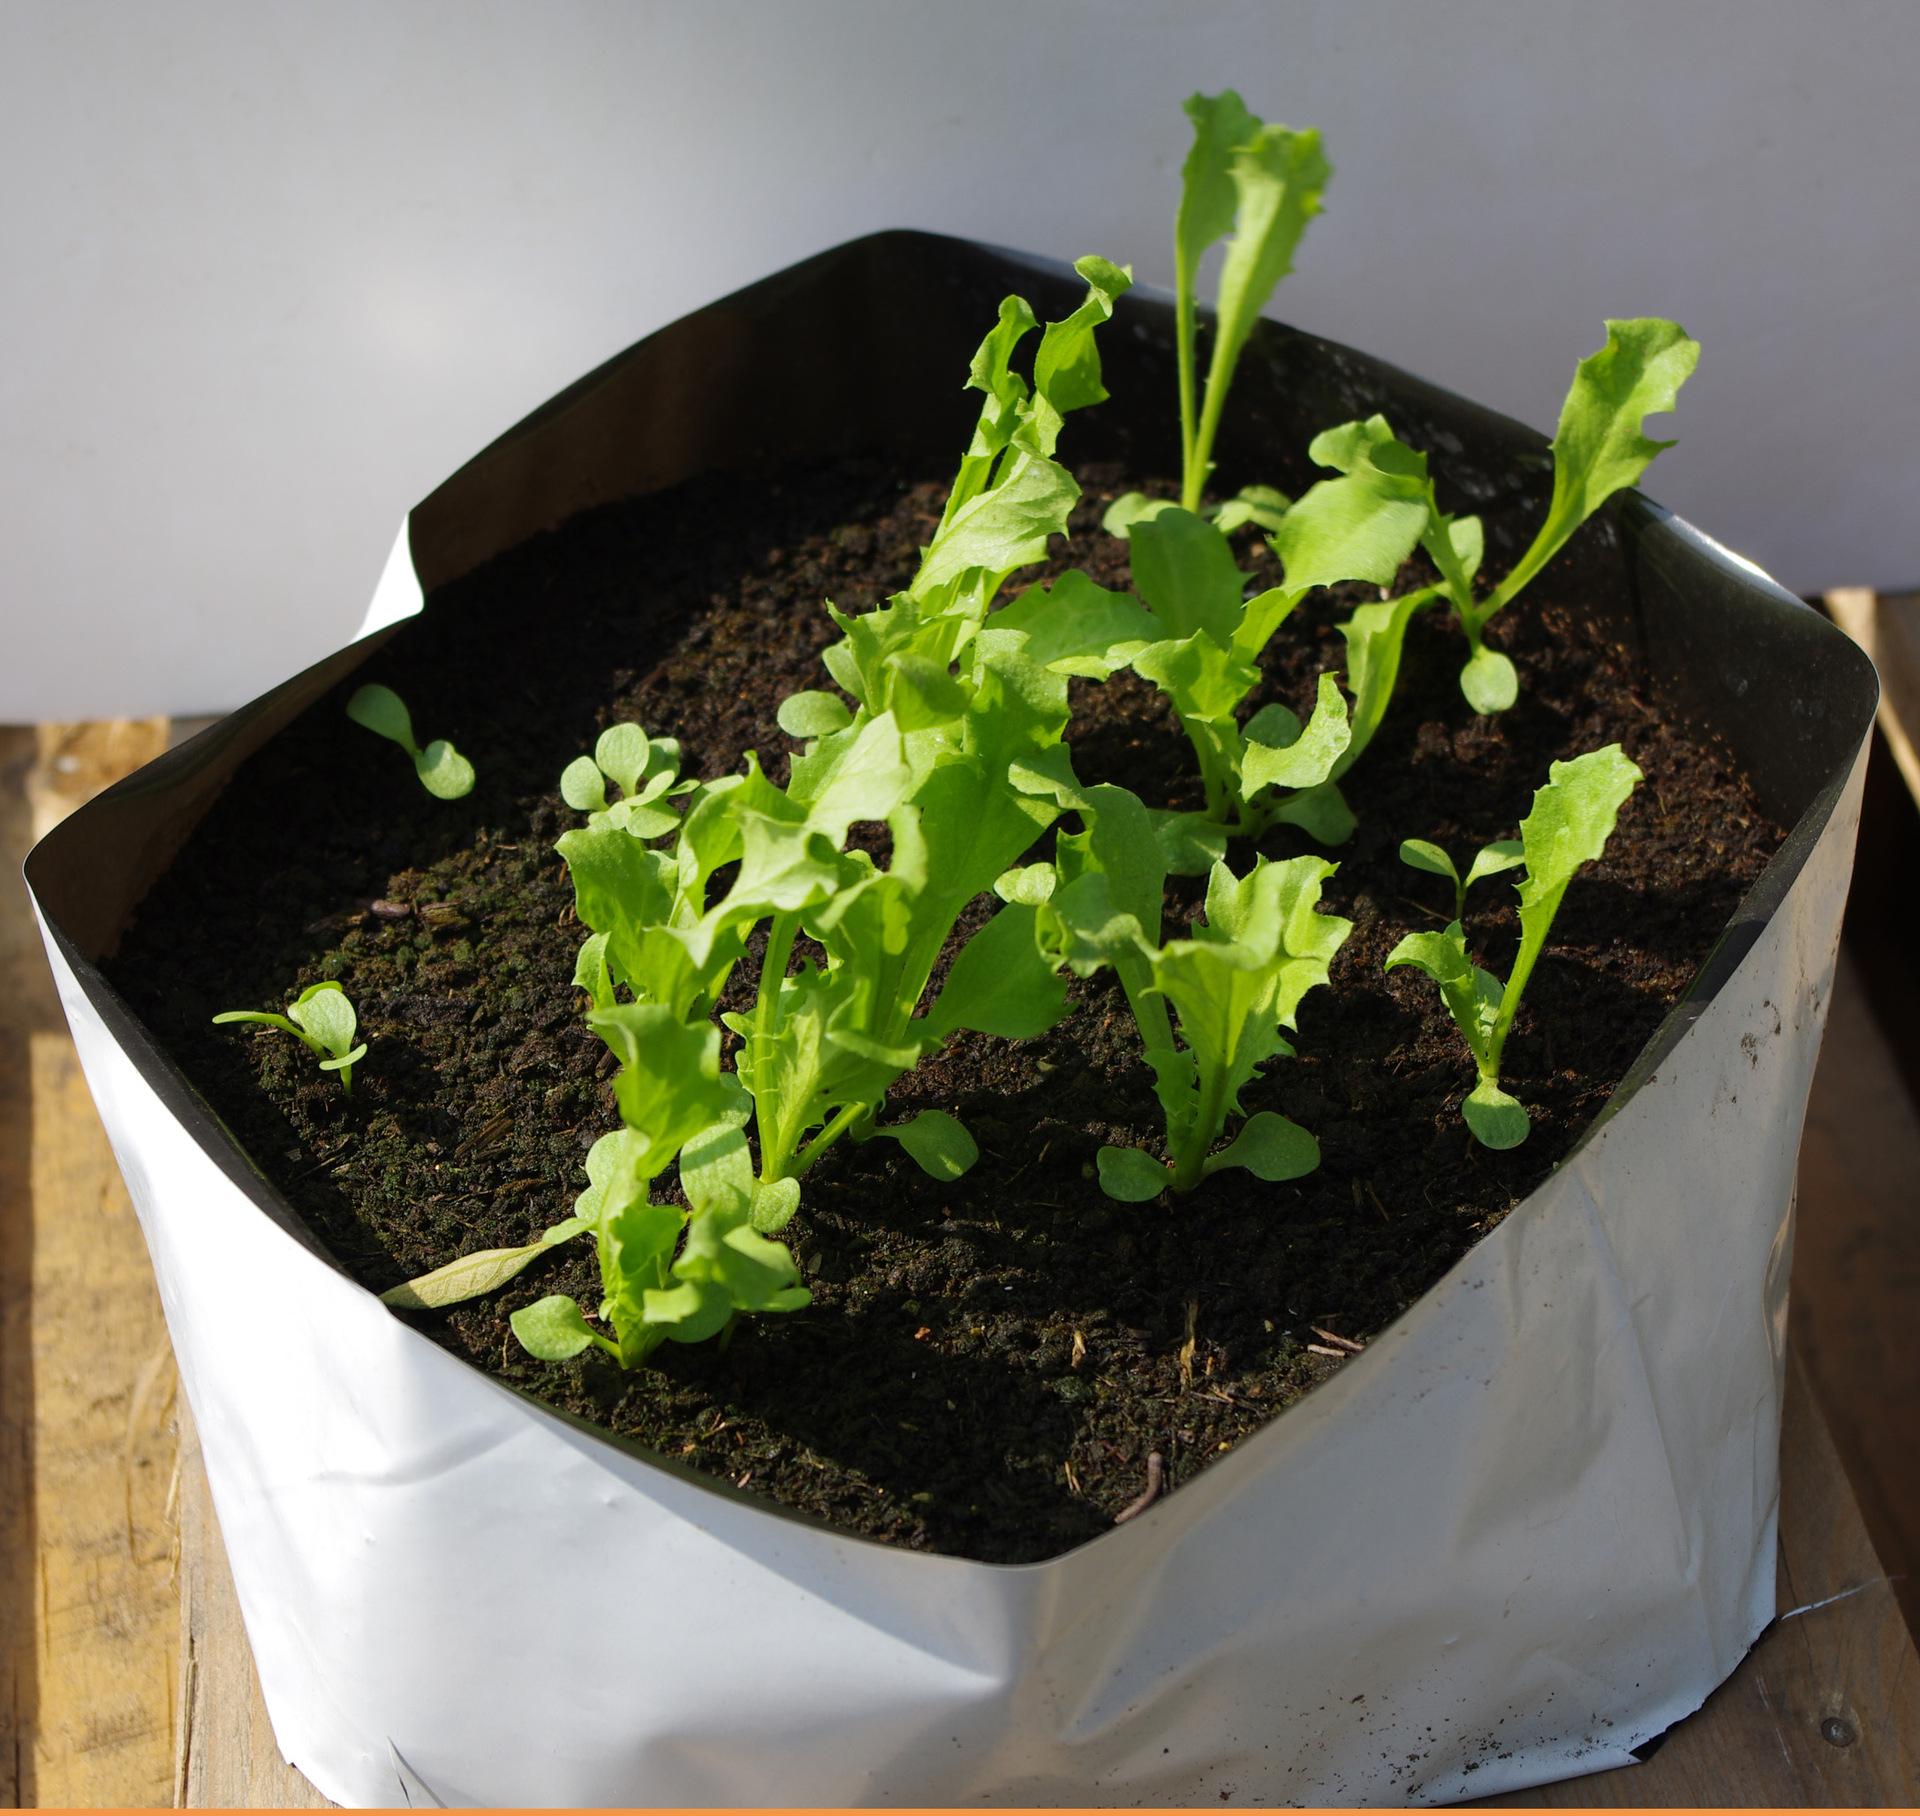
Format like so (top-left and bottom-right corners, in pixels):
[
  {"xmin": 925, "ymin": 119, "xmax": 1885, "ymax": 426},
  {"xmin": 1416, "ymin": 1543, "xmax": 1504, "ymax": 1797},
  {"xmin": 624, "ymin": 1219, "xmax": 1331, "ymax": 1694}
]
[{"xmin": 26, "ymin": 227, "xmax": 1878, "ymax": 1237}]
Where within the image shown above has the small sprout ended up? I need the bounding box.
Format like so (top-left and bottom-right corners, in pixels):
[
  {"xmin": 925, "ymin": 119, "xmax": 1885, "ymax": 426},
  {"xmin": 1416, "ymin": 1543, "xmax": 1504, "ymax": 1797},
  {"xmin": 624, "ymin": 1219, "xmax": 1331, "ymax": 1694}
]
[
  {"xmin": 1386, "ymin": 746, "xmax": 1641, "ymax": 1148},
  {"xmin": 1399, "ymin": 837, "xmax": 1524, "ymax": 922},
  {"xmin": 346, "ymin": 684, "xmax": 475, "ymax": 799},
  {"xmin": 212, "ymin": 981, "xmax": 367, "ymax": 1094},
  {"xmin": 559, "ymin": 722, "xmax": 688, "ymax": 837}
]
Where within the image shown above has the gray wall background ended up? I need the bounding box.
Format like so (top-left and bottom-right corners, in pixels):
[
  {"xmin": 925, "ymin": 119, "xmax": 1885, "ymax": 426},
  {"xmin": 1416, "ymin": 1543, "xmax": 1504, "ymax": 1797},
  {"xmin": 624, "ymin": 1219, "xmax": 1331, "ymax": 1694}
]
[{"xmin": 4, "ymin": 0, "xmax": 1915, "ymax": 719}]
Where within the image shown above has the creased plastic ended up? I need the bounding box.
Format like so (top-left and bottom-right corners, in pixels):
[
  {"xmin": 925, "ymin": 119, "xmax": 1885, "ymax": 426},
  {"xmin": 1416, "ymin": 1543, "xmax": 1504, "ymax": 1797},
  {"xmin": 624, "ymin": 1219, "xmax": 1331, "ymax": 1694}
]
[{"xmin": 27, "ymin": 232, "xmax": 1876, "ymax": 1806}]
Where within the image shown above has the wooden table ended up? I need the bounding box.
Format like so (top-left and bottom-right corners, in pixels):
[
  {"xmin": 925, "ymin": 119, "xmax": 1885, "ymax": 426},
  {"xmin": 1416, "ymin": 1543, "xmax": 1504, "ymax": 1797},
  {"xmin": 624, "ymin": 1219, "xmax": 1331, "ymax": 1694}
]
[{"xmin": 3, "ymin": 710, "xmax": 1918, "ymax": 1808}]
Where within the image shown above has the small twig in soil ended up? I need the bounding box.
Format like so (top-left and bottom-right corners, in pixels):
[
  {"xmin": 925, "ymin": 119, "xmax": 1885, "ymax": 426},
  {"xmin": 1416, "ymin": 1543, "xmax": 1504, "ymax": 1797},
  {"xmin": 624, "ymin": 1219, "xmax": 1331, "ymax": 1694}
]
[
  {"xmin": 1306, "ymin": 1344, "xmax": 1348, "ymax": 1359},
  {"xmin": 1396, "ymin": 894, "xmax": 1452, "ymax": 924},
  {"xmin": 1366, "ymin": 1181, "xmax": 1391, "ymax": 1223},
  {"xmin": 1113, "ymin": 1452, "xmax": 1164, "ymax": 1524},
  {"xmin": 1070, "ymin": 1330, "xmax": 1087, "ymax": 1369},
  {"xmin": 1177, "ymin": 1300, "xmax": 1198, "ymax": 1394},
  {"xmin": 1310, "ymin": 1326, "xmax": 1364, "ymax": 1353}
]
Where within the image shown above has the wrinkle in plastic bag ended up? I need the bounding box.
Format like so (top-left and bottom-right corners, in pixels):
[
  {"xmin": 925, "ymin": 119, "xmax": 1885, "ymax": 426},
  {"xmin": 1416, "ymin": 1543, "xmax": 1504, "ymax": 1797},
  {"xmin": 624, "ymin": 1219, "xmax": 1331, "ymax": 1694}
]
[{"xmin": 26, "ymin": 232, "xmax": 1876, "ymax": 1806}]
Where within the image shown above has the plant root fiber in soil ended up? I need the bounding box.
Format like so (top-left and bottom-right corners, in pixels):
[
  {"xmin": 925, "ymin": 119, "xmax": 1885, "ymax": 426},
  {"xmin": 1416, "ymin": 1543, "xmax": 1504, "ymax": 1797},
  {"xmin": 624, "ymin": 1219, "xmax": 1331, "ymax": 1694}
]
[{"xmin": 109, "ymin": 453, "xmax": 1783, "ymax": 1565}]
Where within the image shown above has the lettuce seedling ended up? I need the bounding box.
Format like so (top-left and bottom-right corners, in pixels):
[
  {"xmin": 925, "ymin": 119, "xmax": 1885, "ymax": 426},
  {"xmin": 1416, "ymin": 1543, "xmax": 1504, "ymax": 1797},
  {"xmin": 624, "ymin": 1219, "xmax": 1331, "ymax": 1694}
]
[
  {"xmin": 509, "ymin": 1014, "xmax": 807, "ymax": 1366},
  {"xmin": 1386, "ymin": 745, "xmax": 1640, "ymax": 1148},
  {"xmin": 1013, "ymin": 773, "xmax": 1347, "ymax": 1199},
  {"xmin": 1315, "ymin": 321, "xmax": 1698, "ymax": 742},
  {"xmin": 346, "ymin": 683, "xmax": 476, "ymax": 799},
  {"xmin": 1399, "ymin": 836, "xmax": 1523, "ymax": 924},
  {"xmin": 212, "ymin": 981, "xmax": 367, "ymax": 1094}
]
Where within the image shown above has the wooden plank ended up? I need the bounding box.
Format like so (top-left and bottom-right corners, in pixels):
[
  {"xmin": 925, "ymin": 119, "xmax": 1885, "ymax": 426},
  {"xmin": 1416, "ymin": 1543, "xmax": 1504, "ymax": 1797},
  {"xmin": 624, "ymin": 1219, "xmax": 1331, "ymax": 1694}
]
[
  {"xmin": 1828, "ymin": 587, "xmax": 1920, "ymax": 805},
  {"xmin": 1794, "ymin": 947, "xmax": 1920, "ymax": 1648},
  {"xmin": 0, "ymin": 720, "xmax": 181, "ymax": 1807}
]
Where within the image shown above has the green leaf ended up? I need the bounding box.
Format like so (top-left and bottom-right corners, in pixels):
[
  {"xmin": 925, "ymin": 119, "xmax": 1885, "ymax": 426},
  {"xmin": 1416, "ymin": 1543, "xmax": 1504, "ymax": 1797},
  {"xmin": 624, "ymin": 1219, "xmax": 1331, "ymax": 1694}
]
[
  {"xmin": 211, "ymin": 1009, "xmax": 302, "ymax": 1038},
  {"xmin": 1463, "ymin": 840, "xmax": 1525, "ymax": 891},
  {"xmin": 1240, "ymin": 672, "xmax": 1351, "ymax": 795},
  {"xmin": 561, "ymin": 756, "xmax": 609, "ymax": 813},
  {"xmin": 986, "ymin": 570, "xmax": 1165, "ymax": 679},
  {"xmin": 1399, "ymin": 839, "xmax": 1461, "ymax": 887},
  {"xmin": 1032, "ymin": 255, "xmax": 1133, "ymax": 416},
  {"xmin": 776, "ymin": 691, "xmax": 854, "ymax": 739},
  {"xmin": 1124, "ymin": 508, "xmax": 1245, "ymax": 647},
  {"xmin": 751, "ymin": 1177, "xmax": 802, "ymax": 1234},
  {"xmin": 1097, "ymin": 1146, "xmax": 1172, "ymax": 1202},
  {"xmin": 1460, "ymin": 647, "xmax": 1518, "ymax": 714},
  {"xmin": 345, "ymin": 683, "xmax": 417, "ymax": 753},
  {"xmin": 1271, "ymin": 418, "xmax": 1430, "ymax": 595},
  {"xmin": 1545, "ymin": 320, "xmax": 1699, "ymax": 552},
  {"xmin": 571, "ymin": 932, "xmax": 615, "ymax": 1011},
  {"xmin": 1149, "ymin": 809, "xmax": 1229, "ymax": 877},
  {"xmin": 680, "ymin": 1120, "xmax": 755, "ymax": 1220},
  {"xmin": 1101, "ymin": 492, "xmax": 1179, "ymax": 538},
  {"xmin": 1176, "ymin": 90, "xmax": 1259, "ymax": 293},
  {"xmin": 1151, "ymin": 857, "xmax": 1350, "ymax": 1186},
  {"xmin": 1132, "ymin": 632, "xmax": 1261, "ymax": 727},
  {"xmin": 1332, "ymin": 587, "xmax": 1439, "ymax": 779},
  {"xmin": 415, "ymin": 739, "xmax": 475, "ymax": 800},
  {"xmin": 1490, "ymin": 320, "xmax": 1699, "ymax": 611},
  {"xmin": 670, "ymin": 1199, "xmax": 809, "ymax": 1322},
  {"xmin": 1384, "ymin": 923, "xmax": 1501, "ymax": 1069},
  {"xmin": 915, "ymin": 450, "xmax": 1079, "ymax": 593},
  {"xmin": 1463, "ymin": 1080, "xmax": 1530, "ymax": 1150},
  {"xmin": 1211, "ymin": 122, "xmax": 1329, "ymax": 385},
  {"xmin": 1213, "ymin": 484, "xmax": 1291, "ymax": 533},
  {"xmin": 993, "ymin": 863, "xmax": 1056, "ymax": 906},
  {"xmin": 1203, "ymin": 1110, "xmax": 1319, "ymax": 1181},
  {"xmin": 597, "ymin": 799, "xmax": 680, "ymax": 839},
  {"xmin": 595, "ymin": 724, "xmax": 650, "ymax": 797},
  {"xmin": 287, "ymin": 982, "xmax": 356, "ymax": 1058},
  {"xmin": 587, "ymin": 1004, "xmax": 738, "ymax": 1181},
  {"xmin": 922, "ymin": 902, "xmax": 1068, "ymax": 1042},
  {"xmin": 316, "ymin": 1042, "xmax": 367, "ymax": 1073},
  {"xmin": 1266, "ymin": 779, "xmax": 1355, "ymax": 846},
  {"xmin": 873, "ymin": 1109, "xmax": 979, "ymax": 1181},
  {"xmin": 1517, "ymin": 744, "xmax": 1643, "ymax": 909},
  {"xmin": 573, "ymin": 1128, "xmax": 652, "ymax": 1229},
  {"xmin": 884, "ymin": 653, "xmax": 971, "ymax": 731},
  {"xmin": 380, "ymin": 1222, "xmax": 583, "ymax": 1311},
  {"xmin": 510, "ymin": 1295, "xmax": 602, "ymax": 1362}
]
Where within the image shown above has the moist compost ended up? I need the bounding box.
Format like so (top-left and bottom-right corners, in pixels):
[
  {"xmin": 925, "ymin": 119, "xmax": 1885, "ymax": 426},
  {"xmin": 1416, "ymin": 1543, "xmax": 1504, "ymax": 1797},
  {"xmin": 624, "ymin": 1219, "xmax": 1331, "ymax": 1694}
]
[{"xmin": 109, "ymin": 453, "xmax": 1783, "ymax": 1564}]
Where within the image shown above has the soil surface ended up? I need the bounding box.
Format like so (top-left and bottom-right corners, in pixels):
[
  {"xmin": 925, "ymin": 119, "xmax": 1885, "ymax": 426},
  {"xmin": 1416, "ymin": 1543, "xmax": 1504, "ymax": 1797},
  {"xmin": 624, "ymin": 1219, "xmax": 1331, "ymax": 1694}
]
[{"xmin": 110, "ymin": 453, "xmax": 1782, "ymax": 1564}]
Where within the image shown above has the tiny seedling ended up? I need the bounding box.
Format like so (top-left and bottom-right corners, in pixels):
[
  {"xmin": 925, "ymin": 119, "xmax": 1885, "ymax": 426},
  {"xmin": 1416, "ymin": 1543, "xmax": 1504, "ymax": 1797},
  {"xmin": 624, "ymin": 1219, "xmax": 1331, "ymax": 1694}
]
[
  {"xmin": 1385, "ymin": 745, "xmax": 1641, "ymax": 1148},
  {"xmin": 212, "ymin": 981, "xmax": 367, "ymax": 1094},
  {"xmin": 559, "ymin": 722, "xmax": 695, "ymax": 835},
  {"xmin": 1399, "ymin": 837, "xmax": 1524, "ymax": 924},
  {"xmin": 346, "ymin": 683, "xmax": 476, "ymax": 799},
  {"xmin": 1317, "ymin": 319, "xmax": 1697, "ymax": 739}
]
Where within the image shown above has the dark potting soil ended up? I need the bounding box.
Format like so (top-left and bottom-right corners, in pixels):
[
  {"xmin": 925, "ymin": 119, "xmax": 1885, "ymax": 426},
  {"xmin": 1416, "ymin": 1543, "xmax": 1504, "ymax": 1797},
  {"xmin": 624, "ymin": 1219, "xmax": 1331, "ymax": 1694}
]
[{"xmin": 109, "ymin": 453, "xmax": 1783, "ymax": 1564}]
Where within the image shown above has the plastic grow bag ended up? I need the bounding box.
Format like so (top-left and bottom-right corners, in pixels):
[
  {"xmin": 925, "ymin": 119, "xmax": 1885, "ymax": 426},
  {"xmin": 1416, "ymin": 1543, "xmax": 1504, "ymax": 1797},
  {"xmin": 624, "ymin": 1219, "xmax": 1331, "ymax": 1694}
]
[{"xmin": 27, "ymin": 232, "xmax": 1878, "ymax": 1807}]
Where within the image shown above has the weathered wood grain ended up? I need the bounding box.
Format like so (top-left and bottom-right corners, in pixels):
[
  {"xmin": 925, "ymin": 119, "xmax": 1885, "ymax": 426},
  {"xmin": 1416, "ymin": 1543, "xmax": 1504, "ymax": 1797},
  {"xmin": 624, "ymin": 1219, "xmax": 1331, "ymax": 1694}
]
[
  {"xmin": 0, "ymin": 721, "xmax": 180, "ymax": 1808},
  {"xmin": 1829, "ymin": 588, "xmax": 1920, "ymax": 807}
]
